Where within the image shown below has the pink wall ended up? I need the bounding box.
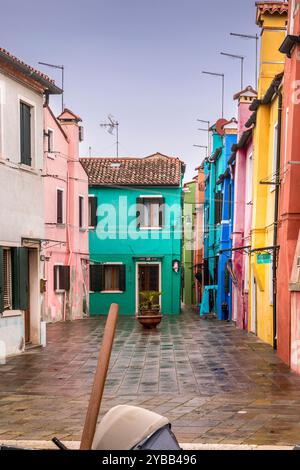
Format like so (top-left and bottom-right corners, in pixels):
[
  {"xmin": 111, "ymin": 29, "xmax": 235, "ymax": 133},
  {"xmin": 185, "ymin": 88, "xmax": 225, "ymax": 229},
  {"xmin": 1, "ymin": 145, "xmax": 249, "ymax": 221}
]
[
  {"xmin": 43, "ymin": 107, "xmax": 89, "ymax": 322},
  {"xmin": 232, "ymin": 87, "xmax": 256, "ymax": 330}
]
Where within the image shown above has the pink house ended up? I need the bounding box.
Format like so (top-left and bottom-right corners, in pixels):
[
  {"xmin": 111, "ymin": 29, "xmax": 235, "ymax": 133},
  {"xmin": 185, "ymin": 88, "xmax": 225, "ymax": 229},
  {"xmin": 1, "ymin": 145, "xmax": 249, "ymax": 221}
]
[
  {"xmin": 231, "ymin": 86, "xmax": 257, "ymax": 330},
  {"xmin": 43, "ymin": 107, "xmax": 89, "ymax": 322}
]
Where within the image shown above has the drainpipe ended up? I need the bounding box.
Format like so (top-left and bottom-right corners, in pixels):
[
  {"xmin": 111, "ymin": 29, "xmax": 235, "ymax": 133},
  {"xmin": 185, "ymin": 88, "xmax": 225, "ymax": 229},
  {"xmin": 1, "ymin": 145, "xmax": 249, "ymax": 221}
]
[{"xmin": 273, "ymin": 86, "xmax": 282, "ymax": 350}]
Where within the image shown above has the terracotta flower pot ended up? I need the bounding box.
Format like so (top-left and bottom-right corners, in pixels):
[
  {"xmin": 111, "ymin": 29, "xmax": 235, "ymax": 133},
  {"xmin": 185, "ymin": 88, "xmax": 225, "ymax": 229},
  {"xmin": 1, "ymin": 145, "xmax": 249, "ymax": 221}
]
[{"xmin": 136, "ymin": 309, "xmax": 162, "ymax": 329}]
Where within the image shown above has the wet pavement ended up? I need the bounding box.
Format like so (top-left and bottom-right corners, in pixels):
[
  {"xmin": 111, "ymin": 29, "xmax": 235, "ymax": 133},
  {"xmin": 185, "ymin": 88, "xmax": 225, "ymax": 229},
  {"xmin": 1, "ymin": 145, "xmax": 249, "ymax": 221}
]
[{"xmin": 1, "ymin": 310, "xmax": 300, "ymax": 445}]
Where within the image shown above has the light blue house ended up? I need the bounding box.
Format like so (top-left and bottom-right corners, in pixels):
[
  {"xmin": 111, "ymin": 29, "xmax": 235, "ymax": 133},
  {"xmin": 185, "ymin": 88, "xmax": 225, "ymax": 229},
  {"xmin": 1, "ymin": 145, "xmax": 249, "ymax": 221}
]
[
  {"xmin": 201, "ymin": 119, "xmax": 237, "ymax": 319},
  {"xmin": 81, "ymin": 153, "xmax": 185, "ymax": 316}
]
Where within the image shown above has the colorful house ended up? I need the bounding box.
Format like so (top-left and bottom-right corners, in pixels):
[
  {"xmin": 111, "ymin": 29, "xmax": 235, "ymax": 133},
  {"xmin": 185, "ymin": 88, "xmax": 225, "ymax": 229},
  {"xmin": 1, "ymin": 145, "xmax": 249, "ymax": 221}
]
[
  {"xmin": 43, "ymin": 107, "xmax": 89, "ymax": 322},
  {"xmin": 0, "ymin": 48, "xmax": 61, "ymax": 358},
  {"xmin": 182, "ymin": 180, "xmax": 196, "ymax": 307},
  {"xmin": 277, "ymin": 0, "xmax": 300, "ymax": 368},
  {"xmin": 202, "ymin": 118, "xmax": 237, "ymax": 318},
  {"xmin": 248, "ymin": 2, "xmax": 287, "ymax": 348},
  {"xmin": 80, "ymin": 153, "xmax": 184, "ymax": 316},
  {"xmin": 194, "ymin": 165, "xmax": 205, "ymax": 306},
  {"xmin": 231, "ymin": 86, "xmax": 257, "ymax": 330}
]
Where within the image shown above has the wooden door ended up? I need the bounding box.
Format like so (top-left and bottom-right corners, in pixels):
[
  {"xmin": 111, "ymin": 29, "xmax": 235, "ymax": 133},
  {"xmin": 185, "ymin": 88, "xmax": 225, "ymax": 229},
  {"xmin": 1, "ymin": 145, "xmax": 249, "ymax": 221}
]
[{"xmin": 138, "ymin": 264, "xmax": 160, "ymax": 307}]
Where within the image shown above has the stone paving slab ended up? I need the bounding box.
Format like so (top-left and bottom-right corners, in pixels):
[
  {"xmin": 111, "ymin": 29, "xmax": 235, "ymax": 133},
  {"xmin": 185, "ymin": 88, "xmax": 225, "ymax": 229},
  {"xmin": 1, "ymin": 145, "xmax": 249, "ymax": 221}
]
[{"xmin": 1, "ymin": 311, "xmax": 300, "ymax": 446}]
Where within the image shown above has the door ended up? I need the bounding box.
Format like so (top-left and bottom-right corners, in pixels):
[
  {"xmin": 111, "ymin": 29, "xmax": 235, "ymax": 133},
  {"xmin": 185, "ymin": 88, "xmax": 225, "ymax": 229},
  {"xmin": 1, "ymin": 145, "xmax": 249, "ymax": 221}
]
[
  {"xmin": 251, "ymin": 274, "xmax": 257, "ymax": 334},
  {"xmin": 138, "ymin": 264, "xmax": 160, "ymax": 310}
]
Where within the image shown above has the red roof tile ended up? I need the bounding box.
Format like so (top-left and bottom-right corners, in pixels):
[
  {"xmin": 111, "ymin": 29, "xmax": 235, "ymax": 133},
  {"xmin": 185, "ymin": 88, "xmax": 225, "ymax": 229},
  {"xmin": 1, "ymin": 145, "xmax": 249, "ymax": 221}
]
[
  {"xmin": 80, "ymin": 153, "xmax": 184, "ymax": 186},
  {"xmin": 256, "ymin": 2, "xmax": 288, "ymax": 25},
  {"xmin": 0, "ymin": 47, "xmax": 62, "ymax": 94}
]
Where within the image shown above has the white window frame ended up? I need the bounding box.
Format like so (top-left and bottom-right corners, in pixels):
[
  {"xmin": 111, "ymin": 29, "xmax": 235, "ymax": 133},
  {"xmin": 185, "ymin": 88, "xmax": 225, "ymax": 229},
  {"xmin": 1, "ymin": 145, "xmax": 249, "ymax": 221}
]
[
  {"xmin": 138, "ymin": 196, "xmax": 164, "ymax": 230},
  {"xmin": 79, "ymin": 194, "xmax": 84, "ymax": 229},
  {"xmin": 101, "ymin": 263, "xmax": 124, "ymax": 294},
  {"xmin": 56, "ymin": 187, "xmax": 65, "ymax": 225},
  {"xmin": 54, "ymin": 263, "xmax": 65, "ymax": 293},
  {"xmin": 47, "ymin": 127, "xmax": 54, "ymax": 157},
  {"xmin": 135, "ymin": 262, "xmax": 162, "ymax": 314}
]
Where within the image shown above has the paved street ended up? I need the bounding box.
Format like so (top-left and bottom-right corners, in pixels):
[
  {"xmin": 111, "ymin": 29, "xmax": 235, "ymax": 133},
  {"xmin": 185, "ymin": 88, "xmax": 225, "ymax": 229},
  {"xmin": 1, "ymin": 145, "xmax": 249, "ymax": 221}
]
[{"xmin": 1, "ymin": 310, "xmax": 300, "ymax": 446}]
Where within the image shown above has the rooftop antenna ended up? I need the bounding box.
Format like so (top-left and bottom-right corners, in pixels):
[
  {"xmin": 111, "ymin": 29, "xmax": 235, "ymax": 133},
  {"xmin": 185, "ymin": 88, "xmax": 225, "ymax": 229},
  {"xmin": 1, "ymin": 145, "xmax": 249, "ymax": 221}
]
[
  {"xmin": 230, "ymin": 33, "xmax": 259, "ymax": 88},
  {"xmin": 197, "ymin": 119, "xmax": 211, "ymax": 154},
  {"xmin": 38, "ymin": 62, "xmax": 64, "ymax": 112},
  {"xmin": 100, "ymin": 115, "xmax": 119, "ymax": 157}
]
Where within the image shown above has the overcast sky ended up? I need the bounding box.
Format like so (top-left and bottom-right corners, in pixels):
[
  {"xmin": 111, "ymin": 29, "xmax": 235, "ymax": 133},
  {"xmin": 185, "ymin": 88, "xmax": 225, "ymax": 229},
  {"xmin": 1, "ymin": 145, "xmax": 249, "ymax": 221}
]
[{"xmin": 1, "ymin": 0, "xmax": 259, "ymax": 181}]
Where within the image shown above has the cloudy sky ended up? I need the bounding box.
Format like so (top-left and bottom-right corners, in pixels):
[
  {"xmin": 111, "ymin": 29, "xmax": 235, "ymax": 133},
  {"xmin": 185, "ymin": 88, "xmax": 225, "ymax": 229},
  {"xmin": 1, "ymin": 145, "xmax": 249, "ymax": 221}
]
[{"xmin": 1, "ymin": 0, "xmax": 259, "ymax": 180}]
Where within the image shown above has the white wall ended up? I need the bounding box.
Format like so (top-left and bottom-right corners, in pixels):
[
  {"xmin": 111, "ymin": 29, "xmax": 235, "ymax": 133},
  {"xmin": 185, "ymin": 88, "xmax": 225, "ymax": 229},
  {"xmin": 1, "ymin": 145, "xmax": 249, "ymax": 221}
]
[{"xmin": 0, "ymin": 71, "xmax": 44, "ymax": 244}]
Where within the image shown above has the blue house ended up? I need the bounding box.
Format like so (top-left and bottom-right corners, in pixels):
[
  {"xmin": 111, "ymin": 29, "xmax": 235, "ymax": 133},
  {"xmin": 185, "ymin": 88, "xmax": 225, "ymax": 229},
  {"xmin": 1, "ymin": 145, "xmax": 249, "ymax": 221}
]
[
  {"xmin": 201, "ymin": 119, "xmax": 237, "ymax": 319},
  {"xmin": 81, "ymin": 153, "xmax": 185, "ymax": 316}
]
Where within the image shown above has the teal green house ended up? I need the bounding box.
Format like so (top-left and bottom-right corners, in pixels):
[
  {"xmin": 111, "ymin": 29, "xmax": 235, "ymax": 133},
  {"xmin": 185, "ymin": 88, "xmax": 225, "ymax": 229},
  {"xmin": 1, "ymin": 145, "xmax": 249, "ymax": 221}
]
[{"xmin": 81, "ymin": 153, "xmax": 185, "ymax": 316}]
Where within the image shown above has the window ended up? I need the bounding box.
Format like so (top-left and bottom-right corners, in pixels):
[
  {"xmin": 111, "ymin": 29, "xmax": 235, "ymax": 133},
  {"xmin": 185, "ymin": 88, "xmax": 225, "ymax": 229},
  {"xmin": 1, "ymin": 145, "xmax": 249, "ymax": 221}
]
[
  {"xmin": 54, "ymin": 265, "xmax": 70, "ymax": 292},
  {"xmin": 271, "ymin": 123, "xmax": 278, "ymax": 191},
  {"xmin": 3, "ymin": 249, "xmax": 12, "ymax": 310},
  {"xmin": 57, "ymin": 189, "xmax": 64, "ymax": 224},
  {"xmin": 215, "ymin": 191, "xmax": 223, "ymax": 225},
  {"xmin": 136, "ymin": 197, "xmax": 164, "ymax": 228},
  {"xmin": 0, "ymin": 247, "xmax": 29, "ymax": 313},
  {"xmin": 90, "ymin": 264, "xmax": 126, "ymax": 292},
  {"xmin": 20, "ymin": 102, "xmax": 32, "ymax": 166},
  {"xmin": 246, "ymin": 153, "xmax": 253, "ymax": 204},
  {"xmin": 88, "ymin": 196, "xmax": 97, "ymax": 228},
  {"xmin": 79, "ymin": 196, "xmax": 84, "ymax": 228},
  {"xmin": 228, "ymin": 184, "xmax": 232, "ymax": 221},
  {"xmin": 48, "ymin": 129, "xmax": 54, "ymax": 153}
]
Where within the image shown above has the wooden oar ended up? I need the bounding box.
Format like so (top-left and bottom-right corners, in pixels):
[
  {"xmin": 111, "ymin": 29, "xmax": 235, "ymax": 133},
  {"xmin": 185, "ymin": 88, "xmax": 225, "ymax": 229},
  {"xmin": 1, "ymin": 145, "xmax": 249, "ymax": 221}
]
[{"xmin": 80, "ymin": 303, "xmax": 119, "ymax": 450}]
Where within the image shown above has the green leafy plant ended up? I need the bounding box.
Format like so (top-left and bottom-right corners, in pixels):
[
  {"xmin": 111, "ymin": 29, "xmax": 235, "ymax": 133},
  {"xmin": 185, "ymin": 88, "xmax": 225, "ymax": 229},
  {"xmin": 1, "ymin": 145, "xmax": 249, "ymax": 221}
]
[{"xmin": 139, "ymin": 291, "xmax": 162, "ymax": 311}]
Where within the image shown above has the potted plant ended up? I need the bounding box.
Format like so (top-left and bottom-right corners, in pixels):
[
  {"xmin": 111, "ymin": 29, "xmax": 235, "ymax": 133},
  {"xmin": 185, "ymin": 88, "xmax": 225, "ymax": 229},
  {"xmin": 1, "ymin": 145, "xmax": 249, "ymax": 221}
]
[{"xmin": 136, "ymin": 291, "xmax": 163, "ymax": 329}]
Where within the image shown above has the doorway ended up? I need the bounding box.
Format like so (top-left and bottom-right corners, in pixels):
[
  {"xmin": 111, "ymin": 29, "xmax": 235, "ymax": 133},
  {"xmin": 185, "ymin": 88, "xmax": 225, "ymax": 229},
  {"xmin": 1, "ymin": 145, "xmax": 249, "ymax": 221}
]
[
  {"xmin": 136, "ymin": 263, "xmax": 161, "ymax": 313},
  {"xmin": 251, "ymin": 274, "xmax": 257, "ymax": 334}
]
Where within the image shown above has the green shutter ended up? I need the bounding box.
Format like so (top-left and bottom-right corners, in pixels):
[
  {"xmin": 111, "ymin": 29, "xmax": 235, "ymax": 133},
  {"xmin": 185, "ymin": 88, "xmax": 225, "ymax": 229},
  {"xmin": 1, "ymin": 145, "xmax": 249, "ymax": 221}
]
[
  {"xmin": 90, "ymin": 197, "xmax": 97, "ymax": 228},
  {"xmin": 0, "ymin": 247, "xmax": 4, "ymax": 313},
  {"xmin": 12, "ymin": 247, "xmax": 29, "ymax": 310},
  {"xmin": 20, "ymin": 103, "xmax": 31, "ymax": 166},
  {"xmin": 159, "ymin": 197, "xmax": 165, "ymax": 228},
  {"xmin": 119, "ymin": 265, "xmax": 126, "ymax": 292},
  {"xmin": 90, "ymin": 264, "xmax": 105, "ymax": 292}
]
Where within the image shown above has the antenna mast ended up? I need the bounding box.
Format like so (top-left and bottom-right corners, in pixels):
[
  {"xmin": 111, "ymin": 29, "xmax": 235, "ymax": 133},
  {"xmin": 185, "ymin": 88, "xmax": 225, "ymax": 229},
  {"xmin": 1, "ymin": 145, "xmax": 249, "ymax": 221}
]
[{"xmin": 100, "ymin": 115, "xmax": 119, "ymax": 157}]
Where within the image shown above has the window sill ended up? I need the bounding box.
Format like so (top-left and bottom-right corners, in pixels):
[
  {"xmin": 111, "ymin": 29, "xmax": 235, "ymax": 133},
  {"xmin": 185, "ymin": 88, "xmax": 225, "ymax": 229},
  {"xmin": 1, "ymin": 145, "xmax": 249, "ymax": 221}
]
[
  {"xmin": 100, "ymin": 290, "xmax": 124, "ymax": 294},
  {"xmin": 139, "ymin": 227, "xmax": 163, "ymax": 231},
  {"xmin": 56, "ymin": 223, "xmax": 66, "ymax": 228},
  {"xmin": 79, "ymin": 228, "xmax": 87, "ymax": 232},
  {"xmin": 55, "ymin": 290, "xmax": 66, "ymax": 294},
  {"xmin": 19, "ymin": 163, "xmax": 40, "ymax": 175},
  {"xmin": 1, "ymin": 310, "xmax": 23, "ymax": 318}
]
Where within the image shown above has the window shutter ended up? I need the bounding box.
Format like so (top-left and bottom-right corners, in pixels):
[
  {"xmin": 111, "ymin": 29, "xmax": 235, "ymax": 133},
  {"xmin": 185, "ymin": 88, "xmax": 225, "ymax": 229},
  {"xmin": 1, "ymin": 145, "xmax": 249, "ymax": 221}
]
[
  {"xmin": 60, "ymin": 266, "xmax": 70, "ymax": 291},
  {"xmin": 90, "ymin": 264, "xmax": 105, "ymax": 292},
  {"xmin": 0, "ymin": 248, "xmax": 4, "ymax": 313},
  {"xmin": 12, "ymin": 247, "xmax": 29, "ymax": 310},
  {"xmin": 20, "ymin": 103, "xmax": 31, "ymax": 166},
  {"xmin": 159, "ymin": 197, "xmax": 165, "ymax": 228},
  {"xmin": 57, "ymin": 190, "xmax": 63, "ymax": 224},
  {"xmin": 54, "ymin": 265, "xmax": 58, "ymax": 291},
  {"xmin": 136, "ymin": 197, "xmax": 144, "ymax": 228},
  {"xmin": 89, "ymin": 196, "xmax": 97, "ymax": 228},
  {"xmin": 119, "ymin": 265, "xmax": 126, "ymax": 292}
]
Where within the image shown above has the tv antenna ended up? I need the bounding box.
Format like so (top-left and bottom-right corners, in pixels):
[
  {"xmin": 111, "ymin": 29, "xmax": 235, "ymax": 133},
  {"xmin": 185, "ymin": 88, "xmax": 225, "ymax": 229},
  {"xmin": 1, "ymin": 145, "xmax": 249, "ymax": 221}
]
[{"xmin": 100, "ymin": 115, "xmax": 119, "ymax": 157}]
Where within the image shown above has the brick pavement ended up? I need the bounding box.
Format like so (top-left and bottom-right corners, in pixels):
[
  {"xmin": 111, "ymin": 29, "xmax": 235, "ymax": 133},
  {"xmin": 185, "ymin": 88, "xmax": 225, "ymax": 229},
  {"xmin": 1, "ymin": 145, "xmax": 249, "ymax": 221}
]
[{"xmin": 1, "ymin": 310, "xmax": 300, "ymax": 446}]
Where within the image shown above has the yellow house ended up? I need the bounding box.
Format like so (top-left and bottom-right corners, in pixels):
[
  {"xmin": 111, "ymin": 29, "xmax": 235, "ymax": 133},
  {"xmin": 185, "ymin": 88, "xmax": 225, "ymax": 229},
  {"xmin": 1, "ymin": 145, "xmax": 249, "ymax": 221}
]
[{"xmin": 248, "ymin": 2, "xmax": 287, "ymax": 347}]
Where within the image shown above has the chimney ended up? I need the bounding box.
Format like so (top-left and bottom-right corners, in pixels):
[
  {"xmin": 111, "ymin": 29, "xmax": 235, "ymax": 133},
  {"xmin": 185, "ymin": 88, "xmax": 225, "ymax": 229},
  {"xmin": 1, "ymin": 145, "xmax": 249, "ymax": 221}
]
[
  {"xmin": 57, "ymin": 108, "xmax": 83, "ymax": 161},
  {"xmin": 255, "ymin": 2, "xmax": 288, "ymax": 96},
  {"xmin": 234, "ymin": 86, "xmax": 258, "ymax": 133}
]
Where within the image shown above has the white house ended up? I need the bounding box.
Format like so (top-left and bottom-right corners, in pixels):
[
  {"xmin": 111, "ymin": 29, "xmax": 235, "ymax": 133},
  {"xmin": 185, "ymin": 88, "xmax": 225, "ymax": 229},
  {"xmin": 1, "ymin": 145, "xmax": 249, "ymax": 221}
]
[{"xmin": 0, "ymin": 47, "xmax": 61, "ymax": 359}]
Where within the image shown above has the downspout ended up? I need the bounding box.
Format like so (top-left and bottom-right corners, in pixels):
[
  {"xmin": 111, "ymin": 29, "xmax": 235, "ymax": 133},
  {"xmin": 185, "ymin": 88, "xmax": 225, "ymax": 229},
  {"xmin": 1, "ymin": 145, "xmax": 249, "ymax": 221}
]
[{"xmin": 273, "ymin": 86, "xmax": 282, "ymax": 350}]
